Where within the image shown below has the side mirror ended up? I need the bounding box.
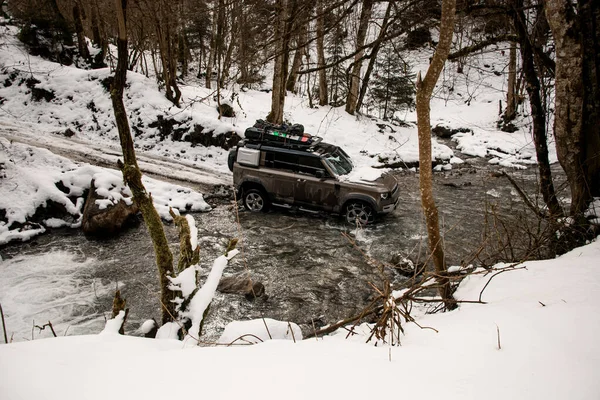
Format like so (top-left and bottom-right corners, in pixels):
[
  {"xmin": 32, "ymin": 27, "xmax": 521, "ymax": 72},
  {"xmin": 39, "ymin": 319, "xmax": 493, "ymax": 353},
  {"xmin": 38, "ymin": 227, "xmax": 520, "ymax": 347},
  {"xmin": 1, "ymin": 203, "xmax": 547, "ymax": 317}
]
[{"xmin": 315, "ymin": 170, "xmax": 326, "ymax": 179}]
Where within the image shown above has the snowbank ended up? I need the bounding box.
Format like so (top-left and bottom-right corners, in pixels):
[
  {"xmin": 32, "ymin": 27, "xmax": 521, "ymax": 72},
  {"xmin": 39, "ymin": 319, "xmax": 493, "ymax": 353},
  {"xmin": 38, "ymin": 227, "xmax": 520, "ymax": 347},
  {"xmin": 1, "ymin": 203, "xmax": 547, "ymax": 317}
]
[{"xmin": 1, "ymin": 238, "xmax": 599, "ymax": 400}]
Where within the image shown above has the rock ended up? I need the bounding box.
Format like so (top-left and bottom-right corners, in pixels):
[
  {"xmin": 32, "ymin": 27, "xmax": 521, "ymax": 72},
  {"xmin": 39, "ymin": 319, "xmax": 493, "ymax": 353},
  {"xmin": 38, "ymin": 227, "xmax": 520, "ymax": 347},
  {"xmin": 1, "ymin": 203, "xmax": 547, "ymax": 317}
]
[
  {"xmin": 62, "ymin": 128, "xmax": 75, "ymax": 137},
  {"xmin": 81, "ymin": 179, "xmax": 139, "ymax": 236},
  {"xmin": 217, "ymin": 103, "xmax": 235, "ymax": 117},
  {"xmin": 186, "ymin": 124, "xmax": 241, "ymax": 150},
  {"xmin": 390, "ymin": 253, "xmax": 424, "ymax": 277},
  {"xmin": 217, "ymin": 275, "xmax": 266, "ymax": 300},
  {"xmin": 432, "ymin": 125, "xmax": 472, "ymax": 139}
]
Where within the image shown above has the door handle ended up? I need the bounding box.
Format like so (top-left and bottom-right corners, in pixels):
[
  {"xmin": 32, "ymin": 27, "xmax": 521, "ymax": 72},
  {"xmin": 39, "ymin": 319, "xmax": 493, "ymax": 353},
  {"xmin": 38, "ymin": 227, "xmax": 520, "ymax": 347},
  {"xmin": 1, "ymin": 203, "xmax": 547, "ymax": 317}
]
[{"xmin": 297, "ymin": 178, "xmax": 306, "ymax": 182}]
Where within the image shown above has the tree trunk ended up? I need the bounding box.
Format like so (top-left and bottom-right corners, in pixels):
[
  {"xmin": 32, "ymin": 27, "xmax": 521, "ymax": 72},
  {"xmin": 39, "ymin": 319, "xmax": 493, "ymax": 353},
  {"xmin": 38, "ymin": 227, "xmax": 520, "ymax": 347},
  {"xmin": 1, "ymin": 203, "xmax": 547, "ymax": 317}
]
[
  {"xmin": 286, "ymin": 23, "xmax": 307, "ymax": 94},
  {"xmin": 356, "ymin": 1, "xmax": 392, "ymax": 112},
  {"xmin": 544, "ymin": 0, "xmax": 589, "ymax": 215},
  {"xmin": 267, "ymin": 0, "xmax": 290, "ymax": 124},
  {"xmin": 111, "ymin": 0, "xmax": 176, "ymax": 325},
  {"xmin": 206, "ymin": 4, "xmax": 217, "ymax": 89},
  {"xmin": 178, "ymin": 32, "xmax": 189, "ymax": 78},
  {"xmin": 415, "ymin": 0, "xmax": 457, "ymax": 310},
  {"xmin": 579, "ymin": 0, "xmax": 600, "ymax": 199},
  {"xmin": 345, "ymin": 0, "xmax": 373, "ymax": 115},
  {"xmin": 91, "ymin": 0, "xmax": 102, "ymax": 46},
  {"xmin": 512, "ymin": 1, "xmax": 563, "ymax": 217},
  {"xmin": 73, "ymin": 1, "xmax": 90, "ymax": 61},
  {"xmin": 153, "ymin": 0, "xmax": 181, "ymax": 107},
  {"xmin": 504, "ymin": 41, "xmax": 517, "ymax": 121},
  {"xmin": 316, "ymin": 0, "xmax": 328, "ymax": 106}
]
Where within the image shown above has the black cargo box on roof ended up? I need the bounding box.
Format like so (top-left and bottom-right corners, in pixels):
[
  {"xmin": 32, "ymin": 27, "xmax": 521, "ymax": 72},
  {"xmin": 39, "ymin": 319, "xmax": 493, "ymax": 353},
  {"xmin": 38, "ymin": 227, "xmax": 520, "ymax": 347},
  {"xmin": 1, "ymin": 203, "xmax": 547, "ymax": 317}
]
[{"xmin": 244, "ymin": 120, "xmax": 323, "ymax": 150}]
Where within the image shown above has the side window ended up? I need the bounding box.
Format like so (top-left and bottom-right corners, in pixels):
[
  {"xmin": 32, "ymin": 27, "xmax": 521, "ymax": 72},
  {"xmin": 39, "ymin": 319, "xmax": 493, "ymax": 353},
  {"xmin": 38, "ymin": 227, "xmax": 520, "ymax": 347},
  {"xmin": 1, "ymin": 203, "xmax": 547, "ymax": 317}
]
[
  {"xmin": 297, "ymin": 156, "xmax": 328, "ymax": 177},
  {"xmin": 265, "ymin": 151, "xmax": 299, "ymax": 172}
]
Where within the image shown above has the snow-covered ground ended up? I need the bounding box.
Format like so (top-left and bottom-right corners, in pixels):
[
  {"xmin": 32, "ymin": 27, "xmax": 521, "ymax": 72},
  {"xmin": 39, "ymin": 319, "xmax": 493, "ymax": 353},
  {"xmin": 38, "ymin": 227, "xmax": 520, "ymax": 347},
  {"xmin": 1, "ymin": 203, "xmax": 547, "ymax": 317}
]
[
  {"xmin": 0, "ymin": 22, "xmax": 548, "ymax": 177},
  {"xmin": 1, "ymin": 238, "xmax": 599, "ymax": 400}
]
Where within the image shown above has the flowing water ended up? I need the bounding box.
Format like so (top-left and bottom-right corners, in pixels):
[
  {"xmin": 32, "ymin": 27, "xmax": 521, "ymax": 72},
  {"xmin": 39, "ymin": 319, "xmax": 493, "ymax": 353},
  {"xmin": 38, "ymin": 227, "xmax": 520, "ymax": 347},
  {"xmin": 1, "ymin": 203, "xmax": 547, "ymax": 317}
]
[{"xmin": 0, "ymin": 160, "xmax": 566, "ymax": 342}]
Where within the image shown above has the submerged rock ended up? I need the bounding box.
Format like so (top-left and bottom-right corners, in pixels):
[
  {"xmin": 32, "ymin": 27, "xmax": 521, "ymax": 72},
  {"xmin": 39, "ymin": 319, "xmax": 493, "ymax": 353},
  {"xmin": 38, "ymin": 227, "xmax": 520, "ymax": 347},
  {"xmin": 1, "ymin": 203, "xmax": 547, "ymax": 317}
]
[{"xmin": 217, "ymin": 275, "xmax": 266, "ymax": 300}]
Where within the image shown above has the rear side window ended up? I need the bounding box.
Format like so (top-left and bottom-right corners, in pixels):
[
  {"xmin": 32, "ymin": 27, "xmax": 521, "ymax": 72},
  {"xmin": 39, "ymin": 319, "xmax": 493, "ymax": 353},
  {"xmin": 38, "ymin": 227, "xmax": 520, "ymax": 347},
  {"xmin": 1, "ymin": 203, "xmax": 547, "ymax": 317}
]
[{"xmin": 265, "ymin": 151, "xmax": 299, "ymax": 172}]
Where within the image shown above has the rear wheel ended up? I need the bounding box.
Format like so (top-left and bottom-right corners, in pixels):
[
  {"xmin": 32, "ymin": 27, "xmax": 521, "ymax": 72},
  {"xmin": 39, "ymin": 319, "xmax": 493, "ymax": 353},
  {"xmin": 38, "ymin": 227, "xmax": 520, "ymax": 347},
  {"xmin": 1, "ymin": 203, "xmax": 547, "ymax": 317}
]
[
  {"xmin": 345, "ymin": 202, "xmax": 374, "ymax": 226},
  {"xmin": 243, "ymin": 189, "xmax": 270, "ymax": 212}
]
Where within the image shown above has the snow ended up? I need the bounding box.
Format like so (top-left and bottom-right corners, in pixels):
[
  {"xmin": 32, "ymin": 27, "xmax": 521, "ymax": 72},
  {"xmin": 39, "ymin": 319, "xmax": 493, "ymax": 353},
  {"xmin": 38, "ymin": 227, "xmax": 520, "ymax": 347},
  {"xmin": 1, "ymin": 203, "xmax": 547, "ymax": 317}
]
[
  {"xmin": 1, "ymin": 239, "xmax": 599, "ymax": 399},
  {"xmin": 100, "ymin": 310, "xmax": 125, "ymax": 335},
  {"xmin": 140, "ymin": 319, "xmax": 157, "ymax": 335},
  {"xmin": 585, "ymin": 198, "xmax": 600, "ymax": 225},
  {"xmin": 0, "ymin": 138, "xmax": 210, "ymax": 245},
  {"xmin": 179, "ymin": 249, "xmax": 239, "ymax": 346},
  {"xmin": 218, "ymin": 318, "xmax": 303, "ymax": 344},
  {"xmin": 155, "ymin": 322, "xmax": 180, "ymax": 340}
]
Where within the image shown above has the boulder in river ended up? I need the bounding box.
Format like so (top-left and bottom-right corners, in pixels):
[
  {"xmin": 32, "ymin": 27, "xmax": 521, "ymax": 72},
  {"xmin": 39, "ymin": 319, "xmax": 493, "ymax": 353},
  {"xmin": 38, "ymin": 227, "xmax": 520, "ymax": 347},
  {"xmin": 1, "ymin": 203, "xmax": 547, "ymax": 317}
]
[
  {"xmin": 217, "ymin": 275, "xmax": 266, "ymax": 300},
  {"xmin": 81, "ymin": 179, "xmax": 139, "ymax": 236}
]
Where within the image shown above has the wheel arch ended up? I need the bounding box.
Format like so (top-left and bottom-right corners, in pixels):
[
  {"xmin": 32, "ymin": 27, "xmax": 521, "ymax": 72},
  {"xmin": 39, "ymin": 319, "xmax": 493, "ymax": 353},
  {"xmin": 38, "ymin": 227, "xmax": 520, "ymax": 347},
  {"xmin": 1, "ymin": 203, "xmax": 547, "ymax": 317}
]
[
  {"xmin": 238, "ymin": 180, "xmax": 268, "ymax": 198},
  {"xmin": 341, "ymin": 195, "xmax": 377, "ymax": 213}
]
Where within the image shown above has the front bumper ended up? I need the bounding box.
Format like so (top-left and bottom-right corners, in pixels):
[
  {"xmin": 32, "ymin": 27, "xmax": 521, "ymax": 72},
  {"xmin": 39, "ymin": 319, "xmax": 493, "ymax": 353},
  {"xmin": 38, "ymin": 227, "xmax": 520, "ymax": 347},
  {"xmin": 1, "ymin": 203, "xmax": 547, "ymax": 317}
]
[{"xmin": 381, "ymin": 197, "xmax": 400, "ymax": 213}]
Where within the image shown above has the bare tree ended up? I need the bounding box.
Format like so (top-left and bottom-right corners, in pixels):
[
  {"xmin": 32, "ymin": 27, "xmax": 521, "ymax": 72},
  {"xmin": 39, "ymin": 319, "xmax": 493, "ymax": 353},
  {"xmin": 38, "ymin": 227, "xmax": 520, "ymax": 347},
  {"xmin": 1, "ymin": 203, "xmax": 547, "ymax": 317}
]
[
  {"xmin": 267, "ymin": 0, "xmax": 292, "ymax": 124},
  {"xmin": 316, "ymin": 0, "xmax": 328, "ymax": 106},
  {"xmin": 110, "ymin": 0, "xmax": 176, "ymax": 325},
  {"xmin": 544, "ymin": 0, "xmax": 600, "ymax": 216},
  {"xmin": 511, "ymin": 0, "xmax": 562, "ymax": 218},
  {"xmin": 345, "ymin": 0, "xmax": 372, "ymax": 115},
  {"xmin": 415, "ymin": 0, "xmax": 457, "ymax": 310},
  {"xmin": 504, "ymin": 41, "xmax": 517, "ymax": 121}
]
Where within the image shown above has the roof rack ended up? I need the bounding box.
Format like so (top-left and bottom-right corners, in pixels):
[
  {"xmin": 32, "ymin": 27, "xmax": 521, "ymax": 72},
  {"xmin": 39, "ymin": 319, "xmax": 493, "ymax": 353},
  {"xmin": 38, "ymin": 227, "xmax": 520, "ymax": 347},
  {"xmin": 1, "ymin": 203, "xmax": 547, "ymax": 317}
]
[{"xmin": 244, "ymin": 122, "xmax": 323, "ymax": 151}]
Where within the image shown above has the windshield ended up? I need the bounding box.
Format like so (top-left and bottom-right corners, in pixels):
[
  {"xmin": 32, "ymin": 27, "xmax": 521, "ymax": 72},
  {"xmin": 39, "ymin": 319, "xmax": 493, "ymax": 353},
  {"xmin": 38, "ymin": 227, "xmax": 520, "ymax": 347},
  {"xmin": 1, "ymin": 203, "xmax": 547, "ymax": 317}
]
[{"xmin": 324, "ymin": 148, "xmax": 353, "ymax": 176}]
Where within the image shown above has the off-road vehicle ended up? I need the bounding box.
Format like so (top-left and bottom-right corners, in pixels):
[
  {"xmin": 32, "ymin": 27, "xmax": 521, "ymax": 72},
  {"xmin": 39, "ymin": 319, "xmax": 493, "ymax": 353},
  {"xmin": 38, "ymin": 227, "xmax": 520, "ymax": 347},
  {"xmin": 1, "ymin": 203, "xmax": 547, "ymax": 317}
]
[{"xmin": 228, "ymin": 121, "xmax": 400, "ymax": 225}]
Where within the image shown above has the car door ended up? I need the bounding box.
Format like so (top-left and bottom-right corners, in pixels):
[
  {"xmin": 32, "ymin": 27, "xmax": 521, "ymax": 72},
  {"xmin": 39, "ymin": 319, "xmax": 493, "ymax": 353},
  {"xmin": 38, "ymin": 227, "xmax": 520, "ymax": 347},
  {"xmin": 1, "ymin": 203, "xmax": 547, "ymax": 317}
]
[
  {"xmin": 263, "ymin": 151, "xmax": 297, "ymax": 203},
  {"xmin": 294, "ymin": 156, "xmax": 340, "ymax": 211}
]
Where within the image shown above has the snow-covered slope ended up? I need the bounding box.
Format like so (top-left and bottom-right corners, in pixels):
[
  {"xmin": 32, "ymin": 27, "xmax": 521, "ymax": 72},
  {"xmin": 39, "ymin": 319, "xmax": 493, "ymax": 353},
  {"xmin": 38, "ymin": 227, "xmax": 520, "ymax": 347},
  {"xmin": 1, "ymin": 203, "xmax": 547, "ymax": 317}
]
[
  {"xmin": 0, "ymin": 22, "xmax": 548, "ymax": 177},
  {"xmin": 1, "ymin": 238, "xmax": 598, "ymax": 400}
]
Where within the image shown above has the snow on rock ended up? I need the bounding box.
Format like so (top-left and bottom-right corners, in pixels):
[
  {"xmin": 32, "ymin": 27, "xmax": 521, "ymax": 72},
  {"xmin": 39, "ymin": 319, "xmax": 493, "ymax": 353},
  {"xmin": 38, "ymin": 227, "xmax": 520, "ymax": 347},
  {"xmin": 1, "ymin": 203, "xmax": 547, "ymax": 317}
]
[
  {"xmin": 155, "ymin": 322, "xmax": 181, "ymax": 340},
  {"xmin": 0, "ymin": 139, "xmax": 211, "ymax": 244},
  {"xmin": 100, "ymin": 311, "xmax": 126, "ymax": 335},
  {"xmin": 140, "ymin": 320, "xmax": 158, "ymax": 335},
  {"xmin": 218, "ymin": 318, "xmax": 303, "ymax": 345}
]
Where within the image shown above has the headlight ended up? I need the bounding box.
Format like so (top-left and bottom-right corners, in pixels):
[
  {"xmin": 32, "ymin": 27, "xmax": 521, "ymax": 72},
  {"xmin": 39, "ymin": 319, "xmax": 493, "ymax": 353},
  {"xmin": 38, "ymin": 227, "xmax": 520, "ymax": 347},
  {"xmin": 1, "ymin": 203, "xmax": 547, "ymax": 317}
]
[{"xmin": 380, "ymin": 192, "xmax": 390, "ymax": 200}]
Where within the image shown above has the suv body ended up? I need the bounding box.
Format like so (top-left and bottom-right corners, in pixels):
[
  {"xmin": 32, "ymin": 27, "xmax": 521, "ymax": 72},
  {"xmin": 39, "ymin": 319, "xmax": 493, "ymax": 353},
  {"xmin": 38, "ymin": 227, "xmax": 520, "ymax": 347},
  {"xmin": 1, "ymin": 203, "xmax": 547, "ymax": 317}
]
[{"xmin": 229, "ymin": 127, "xmax": 400, "ymax": 224}]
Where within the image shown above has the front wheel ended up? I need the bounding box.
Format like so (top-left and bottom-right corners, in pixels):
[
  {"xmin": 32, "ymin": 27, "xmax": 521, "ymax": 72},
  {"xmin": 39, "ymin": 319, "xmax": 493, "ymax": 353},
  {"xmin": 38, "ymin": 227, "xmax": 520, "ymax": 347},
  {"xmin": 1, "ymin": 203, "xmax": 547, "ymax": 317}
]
[
  {"xmin": 243, "ymin": 189, "xmax": 270, "ymax": 212},
  {"xmin": 345, "ymin": 202, "xmax": 374, "ymax": 226}
]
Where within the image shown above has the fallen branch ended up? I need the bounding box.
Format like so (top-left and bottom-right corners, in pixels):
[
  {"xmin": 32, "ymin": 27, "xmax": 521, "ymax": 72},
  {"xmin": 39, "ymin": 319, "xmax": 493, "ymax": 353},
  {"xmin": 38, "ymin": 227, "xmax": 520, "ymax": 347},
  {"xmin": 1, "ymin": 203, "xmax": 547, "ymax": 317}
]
[
  {"xmin": 478, "ymin": 264, "xmax": 527, "ymax": 303},
  {"xmin": 34, "ymin": 321, "xmax": 57, "ymax": 338}
]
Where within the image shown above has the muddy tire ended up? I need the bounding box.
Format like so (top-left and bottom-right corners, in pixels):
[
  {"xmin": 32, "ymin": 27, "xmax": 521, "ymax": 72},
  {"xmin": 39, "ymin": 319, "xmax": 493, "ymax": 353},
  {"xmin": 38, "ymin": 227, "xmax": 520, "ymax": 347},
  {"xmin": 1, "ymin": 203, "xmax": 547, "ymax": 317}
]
[
  {"xmin": 243, "ymin": 189, "xmax": 270, "ymax": 212},
  {"xmin": 345, "ymin": 202, "xmax": 374, "ymax": 226}
]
